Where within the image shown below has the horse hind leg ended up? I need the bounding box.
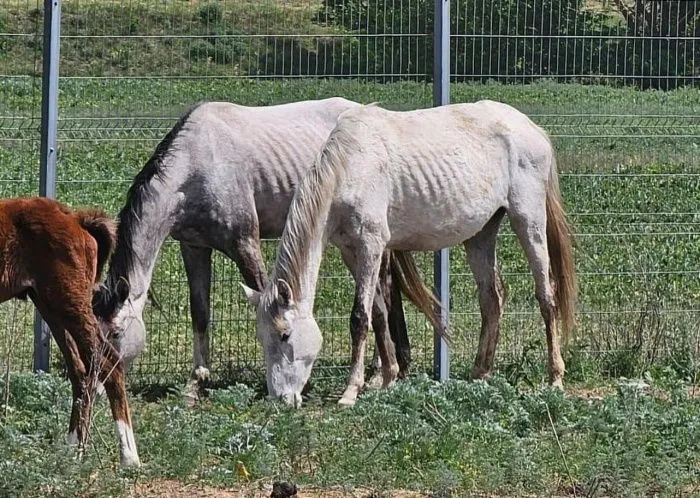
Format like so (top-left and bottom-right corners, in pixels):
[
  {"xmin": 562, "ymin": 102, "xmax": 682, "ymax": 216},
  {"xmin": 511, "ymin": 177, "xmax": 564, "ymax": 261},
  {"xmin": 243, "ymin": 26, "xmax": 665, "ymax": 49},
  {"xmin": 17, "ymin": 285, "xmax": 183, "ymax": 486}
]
[
  {"xmin": 508, "ymin": 204, "xmax": 565, "ymax": 388},
  {"xmin": 58, "ymin": 302, "xmax": 140, "ymax": 467},
  {"xmin": 55, "ymin": 330, "xmax": 89, "ymax": 447},
  {"xmin": 368, "ymin": 285, "xmax": 399, "ymax": 390},
  {"xmin": 97, "ymin": 339, "xmax": 140, "ymax": 467},
  {"xmin": 368, "ymin": 250, "xmax": 408, "ymax": 389},
  {"xmin": 29, "ymin": 295, "xmax": 93, "ymax": 453},
  {"xmin": 464, "ymin": 208, "xmax": 506, "ymax": 380},
  {"xmin": 180, "ymin": 244, "xmax": 213, "ymax": 405},
  {"xmin": 386, "ymin": 266, "xmax": 411, "ymax": 378},
  {"xmin": 37, "ymin": 307, "xmax": 89, "ymax": 449}
]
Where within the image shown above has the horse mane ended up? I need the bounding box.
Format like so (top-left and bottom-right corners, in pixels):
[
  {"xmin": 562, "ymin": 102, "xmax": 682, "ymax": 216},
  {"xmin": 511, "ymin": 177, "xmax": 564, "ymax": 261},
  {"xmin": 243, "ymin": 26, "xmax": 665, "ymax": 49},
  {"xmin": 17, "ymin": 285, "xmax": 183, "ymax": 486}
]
[
  {"xmin": 269, "ymin": 129, "xmax": 353, "ymax": 305},
  {"xmin": 93, "ymin": 101, "xmax": 206, "ymax": 318}
]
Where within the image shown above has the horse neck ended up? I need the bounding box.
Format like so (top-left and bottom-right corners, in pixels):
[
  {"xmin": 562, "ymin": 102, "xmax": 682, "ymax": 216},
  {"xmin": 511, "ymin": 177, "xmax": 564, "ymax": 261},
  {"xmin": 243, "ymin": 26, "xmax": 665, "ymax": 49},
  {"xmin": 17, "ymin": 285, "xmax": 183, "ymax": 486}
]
[
  {"xmin": 271, "ymin": 137, "xmax": 346, "ymax": 315},
  {"xmin": 107, "ymin": 179, "xmax": 181, "ymax": 313},
  {"xmin": 285, "ymin": 223, "xmax": 329, "ymax": 315}
]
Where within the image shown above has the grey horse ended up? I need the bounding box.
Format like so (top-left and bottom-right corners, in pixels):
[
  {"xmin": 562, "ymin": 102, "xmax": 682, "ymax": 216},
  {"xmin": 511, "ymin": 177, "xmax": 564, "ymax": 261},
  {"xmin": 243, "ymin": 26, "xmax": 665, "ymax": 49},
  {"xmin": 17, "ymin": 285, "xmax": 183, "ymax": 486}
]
[{"xmin": 93, "ymin": 98, "xmax": 435, "ymax": 400}]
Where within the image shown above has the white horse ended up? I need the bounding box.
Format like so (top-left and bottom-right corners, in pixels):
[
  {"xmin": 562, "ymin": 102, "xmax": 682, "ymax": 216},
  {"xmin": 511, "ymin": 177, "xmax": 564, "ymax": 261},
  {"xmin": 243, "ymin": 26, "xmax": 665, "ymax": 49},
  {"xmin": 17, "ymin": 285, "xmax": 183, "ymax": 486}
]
[{"xmin": 243, "ymin": 100, "xmax": 577, "ymax": 406}]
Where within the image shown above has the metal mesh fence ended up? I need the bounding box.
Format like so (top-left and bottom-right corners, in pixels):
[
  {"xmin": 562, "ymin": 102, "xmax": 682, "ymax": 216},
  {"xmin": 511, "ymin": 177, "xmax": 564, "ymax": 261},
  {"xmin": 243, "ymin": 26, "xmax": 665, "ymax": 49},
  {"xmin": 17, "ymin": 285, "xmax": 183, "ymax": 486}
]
[
  {"xmin": 0, "ymin": 0, "xmax": 43, "ymax": 373},
  {"xmin": 1, "ymin": 0, "xmax": 699, "ymax": 386}
]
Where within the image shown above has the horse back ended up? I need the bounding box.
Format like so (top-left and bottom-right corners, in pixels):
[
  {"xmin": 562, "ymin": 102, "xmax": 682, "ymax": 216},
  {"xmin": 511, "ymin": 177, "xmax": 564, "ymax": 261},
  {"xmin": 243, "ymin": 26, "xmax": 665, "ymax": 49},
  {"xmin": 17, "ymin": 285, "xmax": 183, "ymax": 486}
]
[{"xmin": 0, "ymin": 197, "xmax": 103, "ymax": 301}]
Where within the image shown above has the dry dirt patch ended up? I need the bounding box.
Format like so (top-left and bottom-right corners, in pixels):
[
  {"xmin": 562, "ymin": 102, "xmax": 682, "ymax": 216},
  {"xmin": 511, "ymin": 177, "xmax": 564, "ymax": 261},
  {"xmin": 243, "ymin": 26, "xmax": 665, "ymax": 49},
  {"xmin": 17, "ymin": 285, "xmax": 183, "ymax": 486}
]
[{"xmin": 129, "ymin": 479, "xmax": 431, "ymax": 498}]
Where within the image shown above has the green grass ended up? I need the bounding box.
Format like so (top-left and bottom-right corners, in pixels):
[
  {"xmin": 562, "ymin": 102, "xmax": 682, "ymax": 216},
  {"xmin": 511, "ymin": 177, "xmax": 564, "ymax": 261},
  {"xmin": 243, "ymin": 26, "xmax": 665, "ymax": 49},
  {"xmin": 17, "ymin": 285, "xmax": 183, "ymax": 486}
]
[
  {"xmin": 1, "ymin": 0, "xmax": 330, "ymax": 78},
  {"xmin": 1, "ymin": 372, "xmax": 699, "ymax": 497}
]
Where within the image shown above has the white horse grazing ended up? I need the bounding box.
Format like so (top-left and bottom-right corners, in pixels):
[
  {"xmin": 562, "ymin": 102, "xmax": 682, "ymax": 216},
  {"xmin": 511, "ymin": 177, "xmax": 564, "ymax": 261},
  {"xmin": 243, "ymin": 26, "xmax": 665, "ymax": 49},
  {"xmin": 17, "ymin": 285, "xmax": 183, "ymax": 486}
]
[{"xmin": 243, "ymin": 100, "xmax": 577, "ymax": 407}]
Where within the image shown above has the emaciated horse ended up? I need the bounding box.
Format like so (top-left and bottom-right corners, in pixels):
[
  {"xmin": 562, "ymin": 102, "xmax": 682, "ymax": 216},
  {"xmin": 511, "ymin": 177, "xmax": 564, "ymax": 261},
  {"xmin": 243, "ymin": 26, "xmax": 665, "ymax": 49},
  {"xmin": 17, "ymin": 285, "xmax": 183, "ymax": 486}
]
[
  {"xmin": 93, "ymin": 98, "xmax": 439, "ymax": 403},
  {"xmin": 244, "ymin": 100, "xmax": 577, "ymax": 407},
  {"xmin": 0, "ymin": 197, "xmax": 139, "ymax": 467}
]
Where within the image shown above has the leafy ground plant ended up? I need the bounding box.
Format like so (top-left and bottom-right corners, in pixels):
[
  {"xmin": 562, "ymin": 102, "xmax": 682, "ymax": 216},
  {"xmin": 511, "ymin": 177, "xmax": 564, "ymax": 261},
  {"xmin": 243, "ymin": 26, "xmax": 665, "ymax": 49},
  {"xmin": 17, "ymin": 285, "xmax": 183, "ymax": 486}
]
[{"xmin": 1, "ymin": 372, "xmax": 699, "ymax": 497}]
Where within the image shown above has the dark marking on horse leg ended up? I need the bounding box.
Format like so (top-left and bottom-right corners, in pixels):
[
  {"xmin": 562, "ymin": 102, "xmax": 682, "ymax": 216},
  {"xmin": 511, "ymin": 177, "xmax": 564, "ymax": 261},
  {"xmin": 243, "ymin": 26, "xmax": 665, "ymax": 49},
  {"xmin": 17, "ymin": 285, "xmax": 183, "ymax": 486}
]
[
  {"xmin": 383, "ymin": 255, "xmax": 411, "ymax": 377},
  {"xmin": 371, "ymin": 290, "xmax": 399, "ymax": 387}
]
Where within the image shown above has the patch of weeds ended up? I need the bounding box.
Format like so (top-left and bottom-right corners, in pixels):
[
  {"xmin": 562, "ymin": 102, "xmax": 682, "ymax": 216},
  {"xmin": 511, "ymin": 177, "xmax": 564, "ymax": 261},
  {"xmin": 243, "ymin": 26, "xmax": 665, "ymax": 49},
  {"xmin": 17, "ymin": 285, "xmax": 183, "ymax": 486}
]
[{"xmin": 196, "ymin": 2, "xmax": 224, "ymax": 26}]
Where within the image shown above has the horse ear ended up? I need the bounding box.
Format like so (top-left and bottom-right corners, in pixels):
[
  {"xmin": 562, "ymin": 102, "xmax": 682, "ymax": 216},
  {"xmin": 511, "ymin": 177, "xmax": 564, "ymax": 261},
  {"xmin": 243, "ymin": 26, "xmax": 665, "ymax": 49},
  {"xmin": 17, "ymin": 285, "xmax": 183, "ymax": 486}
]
[
  {"xmin": 276, "ymin": 279, "xmax": 295, "ymax": 307},
  {"xmin": 240, "ymin": 283, "xmax": 260, "ymax": 307}
]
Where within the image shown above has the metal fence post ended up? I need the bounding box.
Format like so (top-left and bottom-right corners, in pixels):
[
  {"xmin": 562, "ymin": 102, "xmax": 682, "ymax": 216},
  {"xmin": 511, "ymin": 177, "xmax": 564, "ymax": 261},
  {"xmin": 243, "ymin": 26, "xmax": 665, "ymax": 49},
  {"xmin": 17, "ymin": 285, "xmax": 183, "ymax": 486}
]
[
  {"xmin": 433, "ymin": 0, "xmax": 450, "ymax": 382},
  {"xmin": 33, "ymin": 0, "xmax": 62, "ymax": 372}
]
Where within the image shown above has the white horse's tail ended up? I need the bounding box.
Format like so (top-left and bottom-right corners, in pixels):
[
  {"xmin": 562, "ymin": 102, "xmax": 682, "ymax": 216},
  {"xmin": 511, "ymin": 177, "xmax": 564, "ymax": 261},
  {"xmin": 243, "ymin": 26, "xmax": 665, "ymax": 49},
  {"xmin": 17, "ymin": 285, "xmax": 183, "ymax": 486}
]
[
  {"xmin": 389, "ymin": 251, "xmax": 450, "ymax": 341},
  {"xmin": 545, "ymin": 155, "xmax": 578, "ymax": 341}
]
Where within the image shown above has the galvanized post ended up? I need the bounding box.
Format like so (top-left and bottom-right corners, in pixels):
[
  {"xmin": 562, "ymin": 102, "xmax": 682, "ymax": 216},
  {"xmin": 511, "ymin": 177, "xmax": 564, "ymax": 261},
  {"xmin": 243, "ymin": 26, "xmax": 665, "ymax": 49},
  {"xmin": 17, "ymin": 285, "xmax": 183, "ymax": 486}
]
[
  {"xmin": 433, "ymin": 0, "xmax": 450, "ymax": 381},
  {"xmin": 33, "ymin": 0, "xmax": 62, "ymax": 372}
]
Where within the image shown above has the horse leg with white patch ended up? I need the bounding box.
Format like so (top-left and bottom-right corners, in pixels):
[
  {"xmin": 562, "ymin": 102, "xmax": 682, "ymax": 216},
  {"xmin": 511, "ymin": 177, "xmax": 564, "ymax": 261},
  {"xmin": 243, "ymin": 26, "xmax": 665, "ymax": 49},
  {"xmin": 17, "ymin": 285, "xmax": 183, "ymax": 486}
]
[
  {"xmin": 63, "ymin": 307, "xmax": 140, "ymax": 467},
  {"xmin": 464, "ymin": 209, "xmax": 507, "ymax": 380},
  {"xmin": 508, "ymin": 206, "xmax": 565, "ymax": 388},
  {"xmin": 181, "ymin": 244, "xmax": 213, "ymax": 404},
  {"xmin": 96, "ymin": 341, "xmax": 140, "ymax": 467}
]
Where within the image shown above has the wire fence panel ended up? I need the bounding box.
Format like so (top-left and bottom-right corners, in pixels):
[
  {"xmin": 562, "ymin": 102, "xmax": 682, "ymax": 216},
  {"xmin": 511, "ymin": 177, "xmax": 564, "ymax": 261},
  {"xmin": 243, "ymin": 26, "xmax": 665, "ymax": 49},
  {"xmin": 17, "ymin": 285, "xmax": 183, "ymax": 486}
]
[
  {"xmin": 0, "ymin": 0, "xmax": 44, "ymax": 375},
  {"xmin": 1, "ymin": 0, "xmax": 699, "ymax": 386},
  {"xmin": 448, "ymin": 0, "xmax": 700, "ymax": 378}
]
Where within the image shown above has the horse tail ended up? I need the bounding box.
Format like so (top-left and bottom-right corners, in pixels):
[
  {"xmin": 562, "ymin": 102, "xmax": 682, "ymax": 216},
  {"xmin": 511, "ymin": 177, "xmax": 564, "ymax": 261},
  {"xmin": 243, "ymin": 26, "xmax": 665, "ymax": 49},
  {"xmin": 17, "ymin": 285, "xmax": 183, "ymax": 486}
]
[
  {"xmin": 76, "ymin": 210, "xmax": 118, "ymax": 283},
  {"xmin": 545, "ymin": 154, "xmax": 578, "ymax": 341},
  {"xmin": 389, "ymin": 251, "xmax": 450, "ymax": 341}
]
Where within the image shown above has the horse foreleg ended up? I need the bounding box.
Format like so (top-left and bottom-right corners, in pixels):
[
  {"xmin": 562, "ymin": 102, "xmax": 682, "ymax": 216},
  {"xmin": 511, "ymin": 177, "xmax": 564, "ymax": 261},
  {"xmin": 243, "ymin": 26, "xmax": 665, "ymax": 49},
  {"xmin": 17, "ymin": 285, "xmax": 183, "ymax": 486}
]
[
  {"xmin": 339, "ymin": 244, "xmax": 386, "ymax": 407},
  {"xmin": 180, "ymin": 244, "xmax": 213, "ymax": 403},
  {"xmin": 231, "ymin": 235, "xmax": 268, "ymax": 293}
]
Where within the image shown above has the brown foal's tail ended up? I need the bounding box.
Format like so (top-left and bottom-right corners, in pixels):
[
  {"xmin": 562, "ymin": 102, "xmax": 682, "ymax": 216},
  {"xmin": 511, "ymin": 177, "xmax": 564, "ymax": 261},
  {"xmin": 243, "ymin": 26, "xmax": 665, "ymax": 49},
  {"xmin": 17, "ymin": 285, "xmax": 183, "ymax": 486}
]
[
  {"xmin": 76, "ymin": 209, "xmax": 118, "ymax": 283},
  {"xmin": 389, "ymin": 251, "xmax": 450, "ymax": 341},
  {"xmin": 545, "ymin": 155, "xmax": 578, "ymax": 342}
]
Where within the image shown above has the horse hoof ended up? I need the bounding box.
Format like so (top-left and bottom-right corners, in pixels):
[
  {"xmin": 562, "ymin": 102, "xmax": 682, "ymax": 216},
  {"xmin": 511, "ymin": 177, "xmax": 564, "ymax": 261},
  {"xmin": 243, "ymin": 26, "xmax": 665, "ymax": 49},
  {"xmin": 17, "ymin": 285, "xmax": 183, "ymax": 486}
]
[
  {"xmin": 120, "ymin": 453, "xmax": 141, "ymax": 468},
  {"xmin": 94, "ymin": 382, "xmax": 106, "ymax": 398},
  {"xmin": 366, "ymin": 374, "xmax": 383, "ymax": 390},
  {"xmin": 381, "ymin": 379, "xmax": 397, "ymax": 389},
  {"xmin": 550, "ymin": 378, "xmax": 564, "ymax": 390},
  {"xmin": 66, "ymin": 430, "xmax": 79, "ymax": 446},
  {"xmin": 183, "ymin": 380, "xmax": 200, "ymax": 407},
  {"xmin": 338, "ymin": 396, "xmax": 357, "ymax": 408},
  {"xmin": 193, "ymin": 366, "xmax": 210, "ymax": 382},
  {"xmin": 470, "ymin": 368, "xmax": 491, "ymax": 381}
]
